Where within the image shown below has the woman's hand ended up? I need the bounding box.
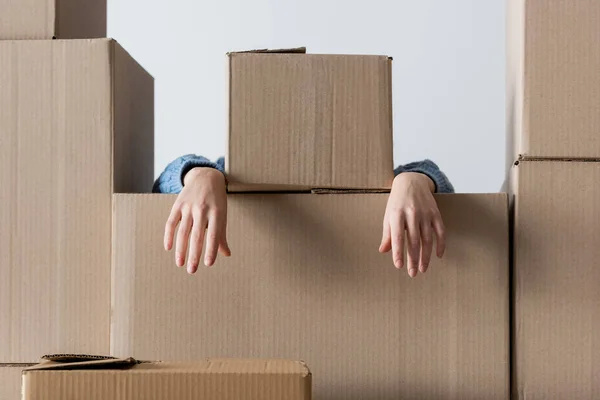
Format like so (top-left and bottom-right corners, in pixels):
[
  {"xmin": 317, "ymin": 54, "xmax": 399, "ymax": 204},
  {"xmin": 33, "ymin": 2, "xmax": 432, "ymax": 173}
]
[
  {"xmin": 379, "ymin": 172, "xmax": 446, "ymax": 277},
  {"xmin": 164, "ymin": 167, "xmax": 231, "ymax": 274}
]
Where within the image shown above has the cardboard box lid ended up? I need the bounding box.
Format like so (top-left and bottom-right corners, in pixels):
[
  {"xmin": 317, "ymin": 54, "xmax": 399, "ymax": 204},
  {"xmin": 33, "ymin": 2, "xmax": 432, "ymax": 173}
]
[
  {"xmin": 228, "ymin": 47, "xmax": 307, "ymax": 55},
  {"xmin": 22, "ymin": 355, "xmax": 311, "ymax": 400}
]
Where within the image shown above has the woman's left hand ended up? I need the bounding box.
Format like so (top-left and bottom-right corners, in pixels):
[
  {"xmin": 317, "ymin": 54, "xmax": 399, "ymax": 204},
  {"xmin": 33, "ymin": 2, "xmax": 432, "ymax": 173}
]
[{"xmin": 379, "ymin": 172, "xmax": 446, "ymax": 277}]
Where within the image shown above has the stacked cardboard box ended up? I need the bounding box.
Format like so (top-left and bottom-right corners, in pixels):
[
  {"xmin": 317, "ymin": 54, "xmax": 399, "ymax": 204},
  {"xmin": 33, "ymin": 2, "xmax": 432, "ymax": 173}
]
[
  {"xmin": 0, "ymin": 0, "xmax": 106, "ymax": 40},
  {"xmin": 0, "ymin": 1, "xmax": 155, "ymax": 396},
  {"xmin": 226, "ymin": 48, "xmax": 394, "ymax": 191},
  {"xmin": 21, "ymin": 356, "xmax": 311, "ymax": 400},
  {"xmin": 110, "ymin": 49, "xmax": 511, "ymax": 398},
  {"xmin": 507, "ymin": 0, "xmax": 600, "ymax": 398}
]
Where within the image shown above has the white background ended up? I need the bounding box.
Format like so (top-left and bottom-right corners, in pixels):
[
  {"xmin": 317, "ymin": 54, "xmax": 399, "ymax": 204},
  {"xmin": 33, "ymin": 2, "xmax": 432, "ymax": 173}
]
[{"xmin": 108, "ymin": 0, "xmax": 505, "ymax": 193}]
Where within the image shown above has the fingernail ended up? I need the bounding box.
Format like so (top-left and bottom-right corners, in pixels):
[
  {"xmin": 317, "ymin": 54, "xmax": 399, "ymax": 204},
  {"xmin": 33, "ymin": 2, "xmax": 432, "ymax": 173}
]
[
  {"xmin": 205, "ymin": 258, "xmax": 213, "ymax": 267},
  {"xmin": 409, "ymin": 268, "xmax": 417, "ymax": 277},
  {"xmin": 394, "ymin": 261, "xmax": 402, "ymax": 269}
]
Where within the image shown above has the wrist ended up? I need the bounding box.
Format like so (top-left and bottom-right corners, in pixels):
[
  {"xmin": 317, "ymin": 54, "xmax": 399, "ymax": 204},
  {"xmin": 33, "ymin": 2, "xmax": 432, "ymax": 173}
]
[
  {"xmin": 395, "ymin": 172, "xmax": 435, "ymax": 193},
  {"xmin": 183, "ymin": 167, "xmax": 224, "ymax": 187}
]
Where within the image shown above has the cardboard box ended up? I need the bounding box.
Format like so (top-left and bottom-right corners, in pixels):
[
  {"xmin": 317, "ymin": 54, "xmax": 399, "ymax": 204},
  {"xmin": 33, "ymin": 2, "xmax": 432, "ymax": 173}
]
[
  {"xmin": 0, "ymin": 39, "xmax": 154, "ymax": 362},
  {"xmin": 227, "ymin": 48, "xmax": 394, "ymax": 191},
  {"xmin": 0, "ymin": 0, "xmax": 106, "ymax": 40},
  {"xmin": 21, "ymin": 355, "xmax": 311, "ymax": 400},
  {"xmin": 507, "ymin": 0, "xmax": 600, "ymax": 159},
  {"xmin": 0, "ymin": 366, "xmax": 27, "ymax": 400},
  {"xmin": 112, "ymin": 193, "xmax": 509, "ymax": 399},
  {"xmin": 510, "ymin": 160, "xmax": 600, "ymax": 399}
]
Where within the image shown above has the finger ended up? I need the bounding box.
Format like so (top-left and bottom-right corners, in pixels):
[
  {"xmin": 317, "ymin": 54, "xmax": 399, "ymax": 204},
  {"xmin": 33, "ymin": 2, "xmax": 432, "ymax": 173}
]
[
  {"xmin": 433, "ymin": 215, "xmax": 446, "ymax": 258},
  {"xmin": 219, "ymin": 239, "xmax": 232, "ymax": 257},
  {"xmin": 219, "ymin": 219, "xmax": 232, "ymax": 258},
  {"xmin": 175, "ymin": 211, "xmax": 193, "ymax": 268},
  {"xmin": 187, "ymin": 213, "xmax": 207, "ymax": 274},
  {"xmin": 204, "ymin": 213, "xmax": 221, "ymax": 267},
  {"xmin": 379, "ymin": 216, "xmax": 392, "ymax": 253},
  {"xmin": 406, "ymin": 211, "xmax": 421, "ymax": 278},
  {"xmin": 164, "ymin": 206, "xmax": 182, "ymax": 251},
  {"xmin": 390, "ymin": 213, "xmax": 404, "ymax": 269},
  {"xmin": 419, "ymin": 221, "xmax": 433, "ymax": 273},
  {"xmin": 218, "ymin": 203, "xmax": 231, "ymax": 257}
]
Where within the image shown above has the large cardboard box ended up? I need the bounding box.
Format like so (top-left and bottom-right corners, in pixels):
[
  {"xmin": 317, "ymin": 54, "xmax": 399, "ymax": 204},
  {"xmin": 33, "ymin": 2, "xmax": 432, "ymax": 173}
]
[
  {"xmin": 22, "ymin": 356, "xmax": 311, "ymax": 400},
  {"xmin": 507, "ymin": 0, "xmax": 600, "ymax": 159},
  {"xmin": 227, "ymin": 49, "xmax": 394, "ymax": 191},
  {"xmin": 511, "ymin": 160, "xmax": 600, "ymax": 399},
  {"xmin": 0, "ymin": 366, "xmax": 26, "ymax": 400},
  {"xmin": 112, "ymin": 193, "xmax": 509, "ymax": 400},
  {"xmin": 0, "ymin": 39, "xmax": 154, "ymax": 362},
  {"xmin": 0, "ymin": 0, "xmax": 106, "ymax": 40}
]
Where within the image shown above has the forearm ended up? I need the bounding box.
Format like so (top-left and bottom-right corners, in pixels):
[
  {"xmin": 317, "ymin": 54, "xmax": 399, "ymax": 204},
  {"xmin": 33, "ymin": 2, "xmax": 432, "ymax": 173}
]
[
  {"xmin": 394, "ymin": 160, "xmax": 454, "ymax": 194},
  {"xmin": 153, "ymin": 155, "xmax": 225, "ymax": 194}
]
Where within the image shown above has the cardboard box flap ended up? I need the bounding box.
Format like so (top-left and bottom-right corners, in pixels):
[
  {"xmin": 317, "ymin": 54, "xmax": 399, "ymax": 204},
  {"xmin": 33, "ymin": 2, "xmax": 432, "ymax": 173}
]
[
  {"xmin": 311, "ymin": 188, "xmax": 391, "ymax": 194},
  {"xmin": 24, "ymin": 355, "xmax": 138, "ymax": 371},
  {"xmin": 228, "ymin": 47, "xmax": 307, "ymax": 56}
]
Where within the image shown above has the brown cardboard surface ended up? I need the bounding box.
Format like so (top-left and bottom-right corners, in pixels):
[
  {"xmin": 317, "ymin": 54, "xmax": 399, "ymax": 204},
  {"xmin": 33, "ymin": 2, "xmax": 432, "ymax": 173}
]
[
  {"xmin": 0, "ymin": 39, "xmax": 154, "ymax": 363},
  {"xmin": 511, "ymin": 160, "xmax": 600, "ymax": 399},
  {"xmin": 22, "ymin": 359, "xmax": 311, "ymax": 400},
  {"xmin": 112, "ymin": 193, "xmax": 509, "ymax": 400},
  {"xmin": 0, "ymin": 0, "xmax": 106, "ymax": 40},
  {"xmin": 0, "ymin": 366, "xmax": 26, "ymax": 400},
  {"xmin": 227, "ymin": 52, "xmax": 394, "ymax": 191},
  {"xmin": 507, "ymin": 0, "xmax": 600, "ymax": 159}
]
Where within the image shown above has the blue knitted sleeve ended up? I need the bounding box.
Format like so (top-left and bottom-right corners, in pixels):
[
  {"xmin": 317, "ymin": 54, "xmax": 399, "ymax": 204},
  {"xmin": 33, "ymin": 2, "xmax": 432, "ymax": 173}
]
[
  {"xmin": 154, "ymin": 155, "xmax": 454, "ymax": 194},
  {"xmin": 153, "ymin": 155, "xmax": 225, "ymax": 194},
  {"xmin": 394, "ymin": 160, "xmax": 454, "ymax": 193}
]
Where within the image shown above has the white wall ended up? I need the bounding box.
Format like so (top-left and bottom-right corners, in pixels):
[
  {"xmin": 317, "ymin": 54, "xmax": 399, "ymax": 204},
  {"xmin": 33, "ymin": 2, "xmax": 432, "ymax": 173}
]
[{"xmin": 108, "ymin": 0, "xmax": 505, "ymax": 193}]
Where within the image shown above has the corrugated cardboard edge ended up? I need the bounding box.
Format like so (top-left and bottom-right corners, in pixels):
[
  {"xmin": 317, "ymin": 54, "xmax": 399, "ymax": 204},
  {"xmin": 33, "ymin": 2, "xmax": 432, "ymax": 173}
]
[
  {"xmin": 227, "ymin": 47, "xmax": 307, "ymax": 56},
  {"xmin": 516, "ymin": 155, "xmax": 600, "ymax": 163},
  {"xmin": 311, "ymin": 189, "xmax": 391, "ymax": 194},
  {"xmin": 23, "ymin": 357, "xmax": 138, "ymax": 372},
  {"xmin": 41, "ymin": 354, "xmax": 119, "ymax": 362}
]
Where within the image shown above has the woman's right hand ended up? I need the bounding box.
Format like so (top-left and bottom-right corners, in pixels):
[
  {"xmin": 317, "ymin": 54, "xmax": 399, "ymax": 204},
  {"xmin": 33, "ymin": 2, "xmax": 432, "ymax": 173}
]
[{"xmin": 164, "ymin": 167, "xmax": 231, "ymax": 274}]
